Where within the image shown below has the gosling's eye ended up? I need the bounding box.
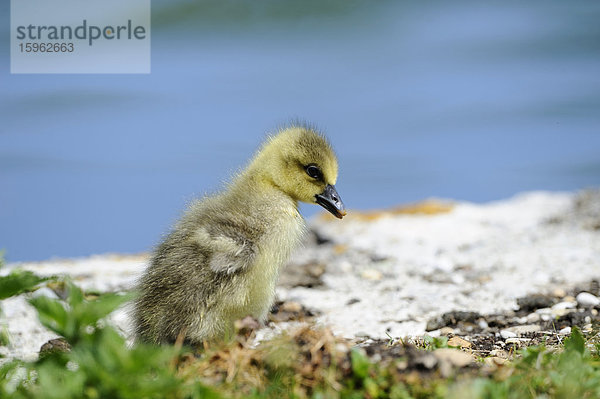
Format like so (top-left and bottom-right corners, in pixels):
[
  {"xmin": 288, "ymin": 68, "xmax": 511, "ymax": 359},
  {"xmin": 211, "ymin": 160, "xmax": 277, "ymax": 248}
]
[{"xmin": 305, "ymin": 164, "xmax": 322, "ymax": 179}]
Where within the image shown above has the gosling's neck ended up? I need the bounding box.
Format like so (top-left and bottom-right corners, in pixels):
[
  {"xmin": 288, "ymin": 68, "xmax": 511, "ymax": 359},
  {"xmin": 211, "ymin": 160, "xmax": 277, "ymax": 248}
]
[{"xmin": 229, "ymin": 167, "xmax": 299, "ymax": 215}]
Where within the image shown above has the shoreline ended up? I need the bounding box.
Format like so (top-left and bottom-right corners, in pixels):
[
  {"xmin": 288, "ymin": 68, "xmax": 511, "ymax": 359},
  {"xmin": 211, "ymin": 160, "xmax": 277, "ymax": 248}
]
[{"xmin": 2, "ymin": 189, "xmax": 599, "ymax": 362}]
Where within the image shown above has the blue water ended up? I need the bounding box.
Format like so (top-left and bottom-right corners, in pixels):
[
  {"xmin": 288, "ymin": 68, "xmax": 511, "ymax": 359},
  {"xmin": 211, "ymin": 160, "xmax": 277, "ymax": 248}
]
[{"xmin": 1, "ymin": 1, "xmax": 599, "ymax": 261}]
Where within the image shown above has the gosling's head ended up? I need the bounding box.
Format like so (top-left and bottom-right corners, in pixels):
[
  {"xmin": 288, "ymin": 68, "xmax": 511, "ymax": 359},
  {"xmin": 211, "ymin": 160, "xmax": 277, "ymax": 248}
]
[{"xmin": 252, "ymin": 125, "xmax": 346, "ymax": 219}]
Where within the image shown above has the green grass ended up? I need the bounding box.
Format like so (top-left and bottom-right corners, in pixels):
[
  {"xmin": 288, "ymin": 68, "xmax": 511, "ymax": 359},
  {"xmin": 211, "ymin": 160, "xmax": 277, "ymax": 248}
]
[{"xmin": 0, "ymin": 261, "xmax": 599, "ymax": 398}]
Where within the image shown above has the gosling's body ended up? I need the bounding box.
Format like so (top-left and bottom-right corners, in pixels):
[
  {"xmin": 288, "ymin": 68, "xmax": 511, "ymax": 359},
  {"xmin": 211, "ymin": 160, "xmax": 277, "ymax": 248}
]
[{"xmin": 133, "ymin": 126, "xmax": 345, "ymax": 345}]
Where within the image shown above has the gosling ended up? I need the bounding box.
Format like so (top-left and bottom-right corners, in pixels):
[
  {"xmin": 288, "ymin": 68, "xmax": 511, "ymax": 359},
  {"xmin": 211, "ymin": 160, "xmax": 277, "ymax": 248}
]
[{"xmin": 133, "ymin": 125, "xmax": 345, "ymax": 345}]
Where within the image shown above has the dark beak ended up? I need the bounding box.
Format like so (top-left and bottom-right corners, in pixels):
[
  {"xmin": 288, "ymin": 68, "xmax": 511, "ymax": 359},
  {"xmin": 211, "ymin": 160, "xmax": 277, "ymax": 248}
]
[{"xmin": 315, "ymin": 184, "xmax": 346, "ymax": 219}]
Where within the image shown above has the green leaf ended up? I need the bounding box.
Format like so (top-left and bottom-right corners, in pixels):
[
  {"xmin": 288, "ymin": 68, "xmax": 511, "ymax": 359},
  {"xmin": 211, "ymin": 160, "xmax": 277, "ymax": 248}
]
[
  {"xmin": 351, "ymin": 349, "xmax": 371, "ymax": 379},
  {"xmin": 0, "ymin": 269, "xmax": 50, "ymax": 300},
  {"xmin": 564, "ymin": 326, "xmax": 585, "ymax": 355},
  {"xmin": 29, "ymin": 282, "xmax": 131, "ymax": 344},
  {"xmin": 29, "ymin": 296, "xmax": 70, "ymax": 336},
  {"xmin": 364, "ymin": 377, "xmax": 379, "ymax": 398},
  {"xmin": 66, "ymin": 281, "xmax": 85, "ymax": 307},
  {"xmin": 423, "ymin": 334, "xmax": 448, "ymax": 350},
  {"xmin": 74, "ymin": 291, "xmax": 132, "ymax": 326},
  {"xmin": 4, "ymin": 277, "xmax": 221, "ymax": 399},
  {"xmin": 0, "ymin": 325, "xmax": 10, "ymax": 347}
]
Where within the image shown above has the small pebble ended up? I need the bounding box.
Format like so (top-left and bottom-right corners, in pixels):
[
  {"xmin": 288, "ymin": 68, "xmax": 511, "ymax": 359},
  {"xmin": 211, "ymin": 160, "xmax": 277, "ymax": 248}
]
[
  {"xmin": 505, "ymin": 338, "xmax": 522, "ymax": 345},
  {"xmin": 506, "ymin": 324, "xmax": 541, "ymax": 335},
  {"xmin": 448, "ymin": 336, "xmax": 472, "ymax": 348},
  {"xmin": 484, "ymin": 357, "xmax": 507, "ymax": 366},
  {"xmin": 552, "ymin": 301, "xmax": 576, "ymax": 310},
  {"xmin": 526, "ymin": 312, "xmax": 541, "ymax": 323},
  {"xmin": 346, "ymin": 298, "xmax": 361, "ymax": 306},
  {"xmin": 39, "ymin": 338, "xmax": 71, "ymax": 358},
  {"xmin": 500, "ymin": 330, "xmax": 517, "ymax": 339},
  {"xmin": 396, "ymin": 359, "xmax": 408, "ymax": 371},
  {"xmin": 559, "ymin": 326, "xmax": 571, "ymax": 335},
  {"xmin": 439, "ymin": 327, "xmax": 454, "ymax": 336},
  {"xmin": 478, "ymin": 320, "xmax": 489, "ymax": 329},
  {"xmin": 552, "ymin": 288, "xmax": 567, "ymax": 298},
  {"xmin": 335, "ymin": 343, "xmax": 349, "ymax": 354},
  {"xmin": 489, "ymin": 349, "xmax": 509, "ymax": 358},
  {"xmin": 360, "ymin": 269, "xmax": 383, "ymax": 281},
  {"xmin": 281, "ymin": 301, "xmax": 302, "ymax": 312},
  {"xmin": 576, "ymin": 292, "xmax": 600, "ymax": 307},
  {"xmin": 551, "ymin": 308, "xmax": 573, "ymax": 317}
]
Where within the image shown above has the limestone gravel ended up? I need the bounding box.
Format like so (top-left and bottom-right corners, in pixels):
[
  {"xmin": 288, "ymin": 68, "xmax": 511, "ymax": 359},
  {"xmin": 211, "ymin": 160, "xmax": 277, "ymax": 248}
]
[{"xmin": 1, "ymin": 190, "xmax": 599, "ymax": 362}]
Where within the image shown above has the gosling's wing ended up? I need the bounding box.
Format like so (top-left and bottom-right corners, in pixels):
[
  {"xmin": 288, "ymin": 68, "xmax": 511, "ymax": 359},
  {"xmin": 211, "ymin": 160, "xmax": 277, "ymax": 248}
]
[{"xmin": 193, "ymin": 226, "xmax": 257, "ymax": 274}]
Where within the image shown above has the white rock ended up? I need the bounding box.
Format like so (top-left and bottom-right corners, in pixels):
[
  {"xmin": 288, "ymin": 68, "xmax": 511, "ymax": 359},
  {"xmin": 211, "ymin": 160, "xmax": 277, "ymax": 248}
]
[
  {"xmin": 559, "ymin": 326, "xmax": 571, "ymax": 335},
  {"xmin": 30, "ymin": 287, "xmax": 59, "ymax": 299},
  {"xmin": 500, "ymin": 330, "xmax": 517, "ymax": 339},
  {"xmin": 552, "ymin": 288, "xmax": 567, "ymax": 298},
  {"xmin": 576, "ymin": 292, "xmax": 600, "ymax": 307},
  {"xmin": 551, "ymin": 308, "xmax": 573, "ymax": 317},
  {"xmin": 552, "ymin": 301, "xmax": 576, "ymax": 310},
  {"xmin": 526, "ymin": 312, "xmax": 541, "ymax": 323},
  {"xmin": 506, "ymin": 324, "xmax": 541, "ymax": 335}
]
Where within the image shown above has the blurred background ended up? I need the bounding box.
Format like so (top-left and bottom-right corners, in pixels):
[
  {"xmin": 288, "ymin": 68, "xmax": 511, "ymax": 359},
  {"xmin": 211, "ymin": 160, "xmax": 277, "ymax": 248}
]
[{"xmin": 1, "ymin": 0, "xmax": 599, "ymax": 261}]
